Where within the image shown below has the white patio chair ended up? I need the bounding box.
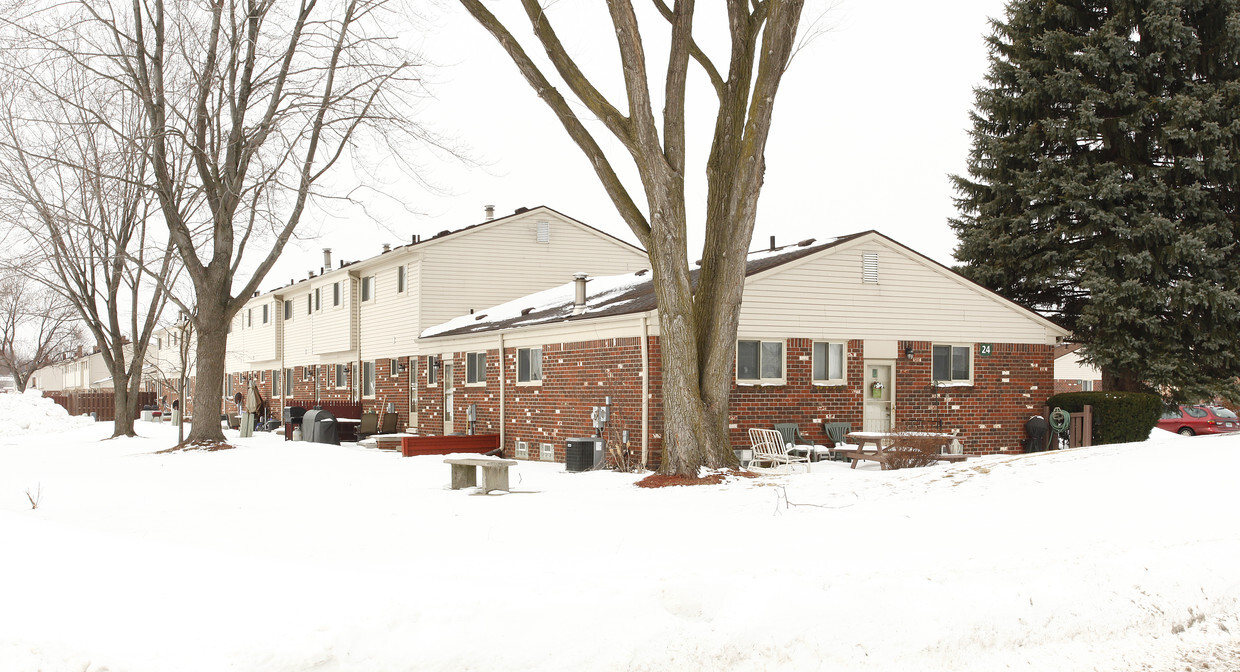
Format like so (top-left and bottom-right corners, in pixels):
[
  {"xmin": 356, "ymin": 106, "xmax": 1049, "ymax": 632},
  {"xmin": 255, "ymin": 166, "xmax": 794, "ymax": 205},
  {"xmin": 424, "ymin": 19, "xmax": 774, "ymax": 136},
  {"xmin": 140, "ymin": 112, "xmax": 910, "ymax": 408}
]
[{"xmin": 747, "ymin": 428, "xmax": 810, "ymax": 474}]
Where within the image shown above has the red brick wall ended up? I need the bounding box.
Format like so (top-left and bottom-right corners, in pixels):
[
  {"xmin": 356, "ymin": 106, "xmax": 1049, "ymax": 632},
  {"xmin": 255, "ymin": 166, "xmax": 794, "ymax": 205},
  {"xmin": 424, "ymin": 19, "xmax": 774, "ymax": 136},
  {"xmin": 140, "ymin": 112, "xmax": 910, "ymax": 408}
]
[
  {"xmin": 727, "ymin": 339, "xmax": 866, "ymax": 447},
  {"xmin": 368, "ymin": 356, "xmax": 412, "ymax": 429},
  {"xmin": 894, "ymin": 342, "xmax": 1054, "ymax": 454},
  {"xmin": 424, "ymin": 337, "xmax": 664, "ymax": 468},
  {"xmin": 424, "ymin": 336, "xmax": 1053, "ymax": 461}
]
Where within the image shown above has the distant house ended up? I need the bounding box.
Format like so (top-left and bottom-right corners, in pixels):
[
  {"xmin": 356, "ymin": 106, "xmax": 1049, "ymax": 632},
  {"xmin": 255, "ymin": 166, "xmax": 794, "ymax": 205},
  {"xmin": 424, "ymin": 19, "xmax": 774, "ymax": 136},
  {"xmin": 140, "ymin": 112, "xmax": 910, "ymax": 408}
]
[
  {"xmin": 418, "ymin": 231, "xmax": 1071, "ymax": 464},
  {"xmin": 28, "ymin": 346, "xmax": 112, "ymax": 392},
  {"xmin": 1053, "ymin": 344, "xmax": 1103, "ymax": 394},
  {"xmin": 219, "ymin": 206, "xmax": 649, "ymax": 426}
]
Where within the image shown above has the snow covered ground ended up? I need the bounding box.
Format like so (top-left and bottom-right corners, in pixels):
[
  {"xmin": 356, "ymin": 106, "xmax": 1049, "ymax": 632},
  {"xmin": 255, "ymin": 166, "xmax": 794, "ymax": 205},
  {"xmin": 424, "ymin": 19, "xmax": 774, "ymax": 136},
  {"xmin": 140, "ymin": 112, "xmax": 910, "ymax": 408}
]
[{"xmin": 2, "ymin": 390, "xmax": 1238, "ymax": 671}]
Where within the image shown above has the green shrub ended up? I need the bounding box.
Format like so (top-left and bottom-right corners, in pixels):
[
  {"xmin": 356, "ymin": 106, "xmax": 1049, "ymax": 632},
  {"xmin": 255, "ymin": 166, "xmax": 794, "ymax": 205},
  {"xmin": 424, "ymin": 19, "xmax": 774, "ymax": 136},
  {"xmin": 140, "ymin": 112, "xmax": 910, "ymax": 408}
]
[{"xmin": 1044, "ymin": 391, "xmax": 1162, "ymax": 445}]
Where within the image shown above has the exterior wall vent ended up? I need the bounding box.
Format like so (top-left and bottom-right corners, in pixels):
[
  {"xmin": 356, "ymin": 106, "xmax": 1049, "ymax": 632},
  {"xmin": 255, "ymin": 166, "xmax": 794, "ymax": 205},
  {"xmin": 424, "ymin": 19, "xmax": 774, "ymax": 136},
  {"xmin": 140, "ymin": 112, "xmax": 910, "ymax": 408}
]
[
  {"xmin": 515, "ymin": 441, "xmax": 529, "ymax": 459},
  {"xmin": 539, "ymin": 442, "xmax": 555, "ymax": 461},
  {"xmin": 536, "ymin": 221, "xmax": 550, "ymax": 244},
  {"xmin": 862, "ymin": 252, "xmax": 879, "ymax": 284}
]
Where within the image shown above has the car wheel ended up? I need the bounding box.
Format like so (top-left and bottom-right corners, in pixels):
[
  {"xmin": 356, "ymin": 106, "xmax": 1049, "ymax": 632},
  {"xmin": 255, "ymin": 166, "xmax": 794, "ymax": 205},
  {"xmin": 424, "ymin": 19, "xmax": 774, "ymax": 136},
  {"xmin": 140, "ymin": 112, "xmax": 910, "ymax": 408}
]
[{"xmin": 1178, "ymin": 427, "xmax": 1195, "ymax": 437}]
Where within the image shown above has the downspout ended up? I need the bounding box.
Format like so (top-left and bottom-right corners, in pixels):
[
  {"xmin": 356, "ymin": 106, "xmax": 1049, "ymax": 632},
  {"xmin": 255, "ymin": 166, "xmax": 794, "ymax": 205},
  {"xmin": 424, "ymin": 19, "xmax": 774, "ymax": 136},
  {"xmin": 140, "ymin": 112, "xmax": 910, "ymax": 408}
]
[
  {"xmin": 498, "ymin": 332, "xmax": 505, "ymax": 451},
  {"xmin": 274, "ymin": 295, "xmax": 284, "ymax": 409},
  {"xmin": 640, "ymin": 315, "xmax": 649, "ymax": 469}
]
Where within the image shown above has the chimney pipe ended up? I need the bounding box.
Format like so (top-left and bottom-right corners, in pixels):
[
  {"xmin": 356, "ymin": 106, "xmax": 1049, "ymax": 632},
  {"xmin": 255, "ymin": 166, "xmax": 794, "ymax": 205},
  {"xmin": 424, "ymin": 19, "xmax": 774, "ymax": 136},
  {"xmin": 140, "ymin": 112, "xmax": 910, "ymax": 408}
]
[
  {"xmin": 485, "ymin": 204, "xmax": 495, "ymax": 221},
  {"xmin": 323, "ymin": 248, "xmax": 332, "ymax": 272},
  {"xmin": 572, "ymin": 273, "xmax": 589, "ymax": 315},
  {"xmin": 382, "ymin": 243, "xmax": 391, "ymax": 253},
  {"xmin": 770, "ymin": 235, "xmax": 775, "ymax": 251}
]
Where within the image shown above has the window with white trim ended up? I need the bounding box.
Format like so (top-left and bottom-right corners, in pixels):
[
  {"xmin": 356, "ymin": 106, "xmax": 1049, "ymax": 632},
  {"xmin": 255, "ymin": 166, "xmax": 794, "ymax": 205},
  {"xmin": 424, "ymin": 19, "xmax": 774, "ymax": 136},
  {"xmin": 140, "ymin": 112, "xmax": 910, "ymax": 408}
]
[
  {"xmin": 737, "ymin": 339, "xmax": 784, "ymax": 383},
  {"xmin": 303, "ymin": 365, "xmax": 314, "ymax": 381},
  {"xmin": 314, "ymin": 288, "xmax": 321, "ymax": 312},
  {"xmin": 426, "ymin": 355, "xmax": 438, "ymax": 385},
  {"xmin": 306, "ymin": 294, "xmax": 313, "ymax": 315},
  {"xmin": 362, "ymin": 361, "xmax": 376, "ymax": 397},
  {"xmin": 284, "ymin": 368, "xmax": 293, "ymax": 396},
  {"xmin": 284, "ymin": 300, "xmax": 292, "ymax": 321},
  {"xmin": 466, "ymin": 352, "xmax": 486, "ymax": 385},
  {"xmin": 932, "ymin": 344, "xmax": 972, "ymax": 383},
  {"xmin": 812, "ymin": 341, "xmax": 846, "ymax": 385},
  {"xmin": 361, "ymin": 276, "xmax": 374, "ymax": 302},
  {"xmin": 246, "ymin": 309, "xmax": 252, "ymax": 328},
  {"xmin": 262, "ymin": 304, "xmax": 269, "ymax": 324},
  {"xmin": 397, "ymin": 265, "xmax": 406, "ymax": 293},
  {"xmin": 333, "ymin": 282, "xmax": 341, "ymax": 307},
  {"xmin": 335, "ymin": 364, "xmax": 347, "ymax": 388},
  {"xmin": 517, "ymin": 347, "xmax": 542, "ymax": 383}
]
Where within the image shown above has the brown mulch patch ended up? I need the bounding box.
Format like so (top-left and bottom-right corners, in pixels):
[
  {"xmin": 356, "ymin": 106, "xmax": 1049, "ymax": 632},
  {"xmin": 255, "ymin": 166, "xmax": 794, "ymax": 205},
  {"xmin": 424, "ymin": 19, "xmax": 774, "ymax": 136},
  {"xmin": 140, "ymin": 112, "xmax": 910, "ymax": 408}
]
[
  {"xmin": 635, "ymin": 468, "xmax": 758, "ymax": 488},
  {"xmin": 155, "ymin": 439, "xmax": 237, "ymax": 454}
]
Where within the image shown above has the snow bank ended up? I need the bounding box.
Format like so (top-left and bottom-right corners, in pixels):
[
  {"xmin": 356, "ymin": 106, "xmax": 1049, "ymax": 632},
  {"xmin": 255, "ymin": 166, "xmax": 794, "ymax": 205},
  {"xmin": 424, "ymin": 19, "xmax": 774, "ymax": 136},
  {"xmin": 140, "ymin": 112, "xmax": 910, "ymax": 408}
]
[
  {"xmin": 0, "ymin": 388, "xmax": 95, "ymax": 438},
  {"xmin": 1, "ymin": 424, "xmax": 1238, "ymax": 671}
]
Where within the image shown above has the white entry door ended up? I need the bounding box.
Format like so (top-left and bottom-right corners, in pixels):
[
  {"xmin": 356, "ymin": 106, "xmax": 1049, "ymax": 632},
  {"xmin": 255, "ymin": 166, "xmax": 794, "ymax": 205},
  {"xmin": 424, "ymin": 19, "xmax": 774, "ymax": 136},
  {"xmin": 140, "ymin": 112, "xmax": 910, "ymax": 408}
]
[
  {"xmin": 443, "ymin": 363, "xmax": 454, "ymax": 435},
  {"xmin": 863, "ymin": 362, "xmax": 894, "ymax": 433}
]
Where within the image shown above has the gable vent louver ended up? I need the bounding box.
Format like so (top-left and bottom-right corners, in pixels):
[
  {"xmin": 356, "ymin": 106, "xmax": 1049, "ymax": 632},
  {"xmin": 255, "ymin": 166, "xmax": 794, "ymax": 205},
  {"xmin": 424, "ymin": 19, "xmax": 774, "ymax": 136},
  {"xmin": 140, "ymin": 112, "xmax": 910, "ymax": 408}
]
[
  {"xmin": 536, "ymin": 221, "xmax": 550, "ymax": 244},
  {"xmin": 862, "ymin": 252, "xmax": 879, "ymax": 284}
]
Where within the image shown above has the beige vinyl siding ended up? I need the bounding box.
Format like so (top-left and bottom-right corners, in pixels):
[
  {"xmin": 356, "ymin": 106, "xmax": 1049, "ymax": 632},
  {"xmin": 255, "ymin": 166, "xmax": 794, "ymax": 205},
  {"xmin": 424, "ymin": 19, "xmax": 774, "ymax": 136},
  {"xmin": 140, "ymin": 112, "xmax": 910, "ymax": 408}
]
[
  {"xmin": 738, "ymin": 238, "xmax": 1062, "ymax": 345},
  {"xmin": 417, "ymin": 212, "xmax": 647, "ymax": 333},
  {"xmin": 311, "ymin": 275, "xmax": 353, "ymax": 354},
  {"xmin": 1055, "ymin": 353, "xmax": 1101, "ymax": 381},
  {"xmin": 233, "ymin": 299, "xmax": 278, "ymax": 363},
  {"xmin": 358, "ymin": 256, "xmax": 420, "ymax": 359},
  {"xmin": 281, "ymin": 288, "xmax": 316, "ymax": 362}
]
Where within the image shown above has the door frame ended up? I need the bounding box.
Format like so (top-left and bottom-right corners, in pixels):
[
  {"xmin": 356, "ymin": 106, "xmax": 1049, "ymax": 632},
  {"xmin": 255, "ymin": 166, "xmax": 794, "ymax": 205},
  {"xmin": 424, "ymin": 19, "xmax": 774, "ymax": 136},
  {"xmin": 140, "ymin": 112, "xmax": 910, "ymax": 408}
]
[{"xmin": 862, "ymin": 359, "xmax": 896, "ymax": 433}]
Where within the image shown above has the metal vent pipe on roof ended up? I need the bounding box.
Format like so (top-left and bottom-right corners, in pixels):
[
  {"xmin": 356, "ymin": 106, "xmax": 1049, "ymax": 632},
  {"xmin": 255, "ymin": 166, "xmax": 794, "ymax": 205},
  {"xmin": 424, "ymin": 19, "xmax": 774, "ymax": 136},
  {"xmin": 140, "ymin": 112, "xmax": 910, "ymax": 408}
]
[
  {"xmin": 485, "ymin": 204, "xmax": 495, "ymax": 221},
  {"xmin": 572, "ymin": 273, "xmax": 588, "ymax": 315},
  {"xmin": 770, "ymin": 235, "xmax": 775, "ymax": 251},
  {"xmin": 323, "ymin": 248, "xmax": 332, "ymax": 272},
  {"xmin": 382, "ymin": 243, "xmax": 391, "ymax": 253}
]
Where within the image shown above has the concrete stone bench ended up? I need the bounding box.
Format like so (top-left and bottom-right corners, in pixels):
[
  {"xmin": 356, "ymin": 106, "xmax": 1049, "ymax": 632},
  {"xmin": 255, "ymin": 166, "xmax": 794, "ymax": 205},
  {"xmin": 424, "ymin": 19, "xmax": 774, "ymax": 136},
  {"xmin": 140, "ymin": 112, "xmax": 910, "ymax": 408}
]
[{"xmin": 444, "ymin": 457, "xmax": 518, "ymax": 494}]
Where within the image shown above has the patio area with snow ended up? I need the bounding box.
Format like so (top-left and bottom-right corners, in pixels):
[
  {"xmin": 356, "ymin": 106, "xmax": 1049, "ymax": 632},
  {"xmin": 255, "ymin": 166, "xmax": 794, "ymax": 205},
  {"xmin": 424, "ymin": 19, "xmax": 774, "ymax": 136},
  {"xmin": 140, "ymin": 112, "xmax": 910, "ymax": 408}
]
[{"xmin": 2, "ymin": 389, "xmax": 1238, "ymax": 671}]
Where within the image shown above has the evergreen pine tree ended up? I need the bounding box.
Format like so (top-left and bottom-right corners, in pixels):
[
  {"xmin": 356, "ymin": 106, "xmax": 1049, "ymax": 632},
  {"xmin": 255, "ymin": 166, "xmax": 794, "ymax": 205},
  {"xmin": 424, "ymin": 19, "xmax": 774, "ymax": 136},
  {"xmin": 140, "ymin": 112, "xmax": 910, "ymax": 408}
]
[{"xmin": 952, "ymin": 0, "xmax": 1240, "ymax": 401}]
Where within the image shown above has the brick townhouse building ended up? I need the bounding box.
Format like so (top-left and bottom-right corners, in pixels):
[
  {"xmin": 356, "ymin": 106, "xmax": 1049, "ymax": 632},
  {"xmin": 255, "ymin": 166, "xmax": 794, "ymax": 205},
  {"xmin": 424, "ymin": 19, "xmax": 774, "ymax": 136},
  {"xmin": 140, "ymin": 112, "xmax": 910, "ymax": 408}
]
[
  {"xmin": 210, "ymin": 206, "xmax": 648, "ymax": 425},
  {"xmin": 415, "ymin": 231, "xmax": 1070, "ymax": 466}
]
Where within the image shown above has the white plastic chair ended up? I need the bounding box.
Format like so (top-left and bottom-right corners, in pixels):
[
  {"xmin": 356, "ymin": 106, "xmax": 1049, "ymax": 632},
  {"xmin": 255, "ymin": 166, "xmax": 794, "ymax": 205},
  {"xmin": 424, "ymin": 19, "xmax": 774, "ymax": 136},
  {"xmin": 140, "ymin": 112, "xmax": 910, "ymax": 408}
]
[{"xmin": 747, "ymin": 428, "xmax": 810, "ymax": 474}]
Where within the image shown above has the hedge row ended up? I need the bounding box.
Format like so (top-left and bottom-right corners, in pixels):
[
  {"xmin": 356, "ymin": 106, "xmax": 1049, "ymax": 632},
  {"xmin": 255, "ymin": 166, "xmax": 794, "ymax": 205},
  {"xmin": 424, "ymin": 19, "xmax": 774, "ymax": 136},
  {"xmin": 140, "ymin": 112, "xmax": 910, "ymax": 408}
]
[{"xmin": 1044, "ymin": 391, "xmax": 1162, "ymax": 445}]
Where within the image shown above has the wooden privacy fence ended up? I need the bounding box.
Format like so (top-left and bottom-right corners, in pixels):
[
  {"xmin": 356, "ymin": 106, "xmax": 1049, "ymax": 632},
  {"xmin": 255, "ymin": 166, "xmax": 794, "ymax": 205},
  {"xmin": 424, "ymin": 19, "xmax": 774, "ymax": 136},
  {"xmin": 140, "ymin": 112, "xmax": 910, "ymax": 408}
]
[
  {"xmin": 44, "ymin": 390, "xmax": 157, "ymax": 422},
  {"xmin": 1042, "ymin": 405, "xmax": 1093, "ymax": 449}
]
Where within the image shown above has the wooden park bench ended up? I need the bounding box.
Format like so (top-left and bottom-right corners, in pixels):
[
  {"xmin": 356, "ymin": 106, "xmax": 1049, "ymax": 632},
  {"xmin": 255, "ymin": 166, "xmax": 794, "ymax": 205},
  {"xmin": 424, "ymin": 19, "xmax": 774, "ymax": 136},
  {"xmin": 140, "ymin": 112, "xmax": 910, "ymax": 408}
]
[{"xmin": 444, "ymin": 456, "xmax": 518, "ymax": 494}]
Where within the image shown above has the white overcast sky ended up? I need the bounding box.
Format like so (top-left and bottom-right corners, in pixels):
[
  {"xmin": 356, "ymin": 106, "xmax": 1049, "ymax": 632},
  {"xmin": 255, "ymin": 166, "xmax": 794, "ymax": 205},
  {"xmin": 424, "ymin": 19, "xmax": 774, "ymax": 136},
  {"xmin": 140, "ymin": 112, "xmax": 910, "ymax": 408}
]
[{"xmin": 266, "ymin": 0, "xmax": 1011, "ymax": 290}]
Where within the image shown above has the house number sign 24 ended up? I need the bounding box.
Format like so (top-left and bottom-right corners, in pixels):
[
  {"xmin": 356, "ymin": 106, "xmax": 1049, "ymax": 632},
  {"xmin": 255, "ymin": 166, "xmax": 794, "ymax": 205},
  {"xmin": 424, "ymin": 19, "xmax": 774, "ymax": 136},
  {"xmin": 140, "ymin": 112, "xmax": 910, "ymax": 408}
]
[{"xmin": 979, "ymin": 344, "xmax": 993, "ymax": 357}]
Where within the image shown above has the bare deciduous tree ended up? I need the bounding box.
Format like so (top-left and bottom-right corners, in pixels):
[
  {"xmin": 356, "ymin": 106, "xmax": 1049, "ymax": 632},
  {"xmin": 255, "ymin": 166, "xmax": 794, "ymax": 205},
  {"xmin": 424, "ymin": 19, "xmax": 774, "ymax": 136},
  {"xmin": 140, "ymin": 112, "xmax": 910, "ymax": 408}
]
[
  {"xmin": 457, "ymin": 0, "xmax": 806, "ymax": 475},
  {"xmin": 0, "ymin": 274, "xmax": 84, "ymax": 392},
  {"xmin": 0, "ymin": 63, "xmax": 184, "ymax": 437},
  {"xmin": 7, "ymin": 0, "xmax": 437, "ymax": 447}
]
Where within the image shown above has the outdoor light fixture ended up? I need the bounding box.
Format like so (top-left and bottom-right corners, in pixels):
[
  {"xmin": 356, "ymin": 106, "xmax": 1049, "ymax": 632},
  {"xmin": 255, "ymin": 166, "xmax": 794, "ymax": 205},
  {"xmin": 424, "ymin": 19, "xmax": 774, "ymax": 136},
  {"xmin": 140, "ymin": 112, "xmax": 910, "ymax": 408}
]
[
  {"xmin": 905, "ymin": 344, "xmax": 914, "ymax": 360},
  {"xmin": 398, "ymin": 361, "xmax": 408, "ymax": 373}
]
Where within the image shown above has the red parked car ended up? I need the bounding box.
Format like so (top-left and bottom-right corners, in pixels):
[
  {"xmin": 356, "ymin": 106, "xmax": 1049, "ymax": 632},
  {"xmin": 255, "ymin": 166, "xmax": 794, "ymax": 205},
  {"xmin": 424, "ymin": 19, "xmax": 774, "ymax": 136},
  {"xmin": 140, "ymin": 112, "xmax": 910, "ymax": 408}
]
[{"xmin": 1157, "ymin": 405, "xmax": 1240, "ymax": 436}]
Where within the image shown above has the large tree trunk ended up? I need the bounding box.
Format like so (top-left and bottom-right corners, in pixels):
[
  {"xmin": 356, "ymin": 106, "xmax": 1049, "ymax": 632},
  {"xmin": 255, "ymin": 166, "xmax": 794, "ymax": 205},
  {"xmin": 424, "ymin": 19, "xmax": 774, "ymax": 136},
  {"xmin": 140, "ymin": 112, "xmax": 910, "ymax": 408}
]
[
  {"xmin": 184, "ymin": 303, "xmax": 229, "ymax": 446},
  {"xmin": 646, "ymin": 196, "xmax": 738, "ymax": 474},
  {"xmin": 111, "ymin": 382, "xmax": 138, "ymax": 438}
]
